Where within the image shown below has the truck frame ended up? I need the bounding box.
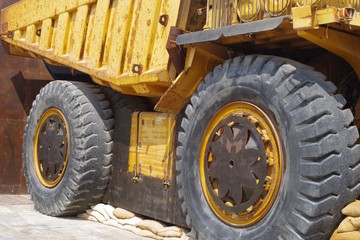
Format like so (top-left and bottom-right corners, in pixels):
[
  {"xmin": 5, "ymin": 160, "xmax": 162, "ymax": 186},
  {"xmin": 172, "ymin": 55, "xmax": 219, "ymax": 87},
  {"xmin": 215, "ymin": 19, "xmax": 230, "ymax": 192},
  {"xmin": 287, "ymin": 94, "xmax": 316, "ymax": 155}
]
[{"xmin": 1, "ymin": 0, "xmax": 360, "ymax": 239}]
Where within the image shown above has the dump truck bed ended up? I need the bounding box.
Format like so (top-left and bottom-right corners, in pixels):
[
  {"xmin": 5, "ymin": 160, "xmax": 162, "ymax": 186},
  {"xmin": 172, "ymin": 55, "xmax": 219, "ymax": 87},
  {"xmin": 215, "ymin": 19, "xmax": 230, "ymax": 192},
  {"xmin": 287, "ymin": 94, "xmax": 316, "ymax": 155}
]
[
  {"xmin": 2, "ymin": 0, "xmax": 360, "ymax": 101},
  {"xmin": 0, "ymin": 0, "xmax": 181, "ymax": 97}
]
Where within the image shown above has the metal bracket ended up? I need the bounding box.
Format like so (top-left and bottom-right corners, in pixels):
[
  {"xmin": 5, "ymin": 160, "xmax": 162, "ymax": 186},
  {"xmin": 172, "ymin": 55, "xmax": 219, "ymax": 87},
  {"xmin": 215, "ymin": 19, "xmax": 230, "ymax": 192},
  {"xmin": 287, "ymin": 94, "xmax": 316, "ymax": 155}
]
[
  {"xmin": 176, "ymin": 16, "xmax": 286, "ymax": 45},
  {"xmin": 166, "ymin": 27, "xmax": 186, "ymax": 75}
]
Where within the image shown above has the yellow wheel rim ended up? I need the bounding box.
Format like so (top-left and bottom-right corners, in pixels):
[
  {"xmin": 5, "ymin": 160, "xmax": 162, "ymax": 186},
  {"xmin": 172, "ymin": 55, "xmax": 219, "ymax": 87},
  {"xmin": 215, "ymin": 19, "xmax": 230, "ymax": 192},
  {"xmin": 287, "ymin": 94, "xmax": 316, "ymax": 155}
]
[
  {"xmin": 200, "ymin": 102, "xmax": 283, "ymax": 227},
  {"xmin": 33, "ymin": 108, "xmax": 70, "ymax": 188}
]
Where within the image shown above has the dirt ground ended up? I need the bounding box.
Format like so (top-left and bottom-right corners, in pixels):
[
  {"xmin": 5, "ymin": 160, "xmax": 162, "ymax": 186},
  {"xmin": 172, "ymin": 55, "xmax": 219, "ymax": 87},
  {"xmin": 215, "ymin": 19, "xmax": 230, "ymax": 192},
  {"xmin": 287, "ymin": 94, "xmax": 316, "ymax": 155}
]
[{"xmin": 0, "ymin": 195, "xmax": 151, "ymax": 240}]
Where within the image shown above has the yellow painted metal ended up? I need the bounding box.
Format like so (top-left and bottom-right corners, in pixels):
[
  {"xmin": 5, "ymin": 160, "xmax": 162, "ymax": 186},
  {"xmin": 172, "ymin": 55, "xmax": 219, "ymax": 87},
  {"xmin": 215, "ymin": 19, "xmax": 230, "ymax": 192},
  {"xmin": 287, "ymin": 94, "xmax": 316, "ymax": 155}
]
[
  {"xmin": 238, "ymin": 0, "xmax": 263, "ymax": 22},
  {"xmin": 296, "ymin": 0, "xmax": 319, "ymax": 6},
  {"xmin": 25, "ymin": 24, "xmax": 36, "ymax": 44},
  {"xmin": 55, "ymin": 13, "xmax": 70, "ymax": 56},
  {"xmin": 265, "ymin": 0, "xmax": 292, "ymax": 16},
  {"xmin": 128, "ymin": 112, "xmax": 176, "ymax": 180},
  {"xmin": 39, "ymin": 19, "xmax": 53, "ymax": 50},
  {"xmin": 87, "ymin": 0, "xmax": 111, "ymax": 68},
  {"xmin": 204, "ymin": 0, "xmax": 360, "ymax": 30},
  {"xmin": 199, "ymin": 102, "xmax": 283, "ymax": 227},
  {"xmin": 33, "ymin": 108, "xmax": 70, "ymax": 188},
  {"xmin": 151, "ymin": 1, "xmax": 179, "ymax": 71},
  {"xmin": 292, "ymin": 5, "xmax": 360, "ymax": 30},
  {"xmin": 298, "ymin": 27, "xmax": 360, "ymax": 78},
  {"xmin": 315, "ymin": 8, "xmax": 337, "ymax": 25},
  {"xmin": 129, "ymin": 112, "xmax": 140, "ymax": 177},
  {"xmin": 69, "ymin": 5, "xmax": 89, "ymax": 62},
  {"xmin": 351, "ymin": 14, "xmax": 360, "ymax": 26},
  {"xmin": 292, "ymin": 5, "xmax": 314, "ymax": 30},
  {"xmin": 2, "ymin": 0, "xmax": 360, "ymax": 109},
  {"xmin": 205, "ymin": 0, "xmax": 213, "ymax": 29},
  {"xmin": 155, "ymin": 44, "xmax": 227, "ymax": 113},
  {"xmin": 124, "ymin": 0, "xmax": 161, "ymax": 74},
  {"xmin": 105, "ymin": 1, "xmax": 133, "ymax": 77},
  {"xmin": 0, "ymin": 0, "xmax": 181, "ymax": 97},
  {"xmin": 82, "ymin": 5, "xmax": 97, "ymax": 63},
  {"xmin": 0, "ymin": 0, "xmax": 97, "ymax": 33}
]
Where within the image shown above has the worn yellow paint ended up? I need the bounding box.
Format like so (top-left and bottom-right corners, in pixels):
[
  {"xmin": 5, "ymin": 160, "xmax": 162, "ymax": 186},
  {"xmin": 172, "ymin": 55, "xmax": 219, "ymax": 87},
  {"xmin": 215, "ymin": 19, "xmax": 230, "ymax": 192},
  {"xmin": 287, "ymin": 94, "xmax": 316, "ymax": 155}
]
[
  {"xmin": 238, "ymin": 0, "xmax": 262, "ymax": 22},
  {"xmin": 292, "ymin": 6, "xmax": 313, "ymax": 30},
  {"xmin": 155, "ymin": 44, "xmax": 227, "ymax": 113},
  {"xmin": 265, "ymin": 0, "xmax": 290, "ymax": 17},
  {"xmin": 83, "ymin": 5, "xmax": 97, "ymax": 62},
  {"xmin": 0, "ymin": 0, "xmax": 183, "ymax": 98},
  {"xmin": 150, "ymin": 0, "xmax": 181, "ymax": 72},
  {"xmin": 124, "ymin": 0, "xmax": 163, "ymax": 74},
  {"xmin": 88, "ymin": 0, "xmax": 111, "ymax": 68},
  {"xmin": 292, "ymin": 6, "xmax": 360, "ymax": 30},
  {"xmin": 0, "ymin": 0, "xmax": 97, "ymax": 33},
  {"xmin": 39, "ymin": 19, "xmax": 53, "ymax": 50},
  {"xmin": 54, "ymin": 12, "xmax": 70, "ymax": 55},
  {"xmin": 102, "ymin": 0, "xmax": 116, "ymax": 68},
  {"xmin": 105, "ymin": 0, "xmax": 134, "ymax": 76},
  {"xmin": 205, "ymin": 0, "xmax": 213, "ymax": 29},
  {"xmin": 316, "ymin": 8, "xmax": 337, "ymax": 25},
  {"xmin": 13, "ymin": 30, "xmax": 21, "ymax": 40},
  {"xmin": 69, "ymin": 5, "xmax": 89, "ymax": 62},
  {"xmin": 128, "ymin": 112, "xmax": 176, "ymax": 180},
  {"xmin": 25, "ymin": 24, "xmax": 36, "ymax": 44},
  {"xmin": 296, "ymin": 0, "xmax": 319, "ymax": 6},
  {"xmin": 128, "ymin": 112, "xmax": 140, "ymax": 175},
  {"xmin": 177, "ymin": 0, "xmax": 191, "ymax": 29},
  {"xmin": 350, "ymin": 13, "xmax": 360, "ymax": 26},
  {"xmin": 298, "ymin": 27, "xmax": 360, "ymax": 78}
]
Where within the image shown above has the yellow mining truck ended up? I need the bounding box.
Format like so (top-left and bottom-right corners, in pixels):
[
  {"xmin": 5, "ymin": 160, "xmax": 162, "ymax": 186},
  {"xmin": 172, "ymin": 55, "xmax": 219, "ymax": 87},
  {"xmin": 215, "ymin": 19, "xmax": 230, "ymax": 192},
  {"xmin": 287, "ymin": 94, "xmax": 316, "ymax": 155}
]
[{"xmin": 1, "ymin": 0, "xmax": 360, "ymax": 239}]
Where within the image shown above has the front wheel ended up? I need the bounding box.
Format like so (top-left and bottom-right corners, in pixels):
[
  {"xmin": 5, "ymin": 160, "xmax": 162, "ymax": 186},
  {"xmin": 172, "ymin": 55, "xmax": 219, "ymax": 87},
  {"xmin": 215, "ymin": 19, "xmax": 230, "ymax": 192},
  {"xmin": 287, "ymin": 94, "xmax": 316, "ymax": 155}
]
[
  {"xmin": 176, "ymin": 55, "xmax": 360, "ymax": 239},
  {"xmin": 24, "ymin": 81, "xmax": 114, "ymax": 216}
]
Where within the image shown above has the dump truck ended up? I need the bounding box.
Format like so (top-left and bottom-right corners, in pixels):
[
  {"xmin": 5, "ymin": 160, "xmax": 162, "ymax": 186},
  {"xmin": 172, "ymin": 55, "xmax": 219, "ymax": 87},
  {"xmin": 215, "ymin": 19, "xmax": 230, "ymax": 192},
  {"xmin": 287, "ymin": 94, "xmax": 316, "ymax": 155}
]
[{"xmin": 1, "ymin": 0, "xmax": 360, "ymax": 239}]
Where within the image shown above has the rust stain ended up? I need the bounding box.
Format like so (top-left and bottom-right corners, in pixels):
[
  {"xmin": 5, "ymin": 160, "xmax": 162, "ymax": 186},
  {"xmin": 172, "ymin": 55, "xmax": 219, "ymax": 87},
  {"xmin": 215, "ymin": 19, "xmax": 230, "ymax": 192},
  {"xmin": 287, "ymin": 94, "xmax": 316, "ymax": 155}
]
[
  {"xmin": 126, "ymin": 0, "xmax": 142, "ymax": 70},
  {"xmin": 0, "ymin": 39, "xmax": 51, "ymax": 194}
]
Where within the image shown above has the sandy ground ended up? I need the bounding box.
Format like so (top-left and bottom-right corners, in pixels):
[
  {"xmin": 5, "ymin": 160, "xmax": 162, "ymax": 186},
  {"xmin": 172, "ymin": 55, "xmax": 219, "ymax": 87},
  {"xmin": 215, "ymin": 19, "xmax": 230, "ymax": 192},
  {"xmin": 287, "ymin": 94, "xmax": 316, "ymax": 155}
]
[{"xmin": 0, "ymin": 195, "xmax": 151, "ymax": 240}]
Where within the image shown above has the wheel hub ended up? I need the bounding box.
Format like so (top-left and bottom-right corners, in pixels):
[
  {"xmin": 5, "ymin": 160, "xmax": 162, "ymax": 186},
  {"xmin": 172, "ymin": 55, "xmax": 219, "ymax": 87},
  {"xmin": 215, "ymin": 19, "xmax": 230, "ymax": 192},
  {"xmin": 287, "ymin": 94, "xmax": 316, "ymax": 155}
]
[
  {"xmin": 34, "ymin": 108, "xmax": 69, "ymax": 188},
  {"xmin": 200, "ymin": 102, "xmax": 283, "ymax": 227}
]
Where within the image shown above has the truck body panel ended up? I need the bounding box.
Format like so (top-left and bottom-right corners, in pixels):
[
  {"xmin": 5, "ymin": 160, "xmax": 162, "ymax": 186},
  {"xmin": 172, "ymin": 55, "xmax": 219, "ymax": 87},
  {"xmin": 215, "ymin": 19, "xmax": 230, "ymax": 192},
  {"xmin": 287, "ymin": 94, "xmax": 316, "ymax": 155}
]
[
  {"xmin": 1, "ymin": 0, "xmax": 182, "ymax": 97},
  {"xmin": 1, "ymin": 0, "xmax": 360, "ymax": 101}
]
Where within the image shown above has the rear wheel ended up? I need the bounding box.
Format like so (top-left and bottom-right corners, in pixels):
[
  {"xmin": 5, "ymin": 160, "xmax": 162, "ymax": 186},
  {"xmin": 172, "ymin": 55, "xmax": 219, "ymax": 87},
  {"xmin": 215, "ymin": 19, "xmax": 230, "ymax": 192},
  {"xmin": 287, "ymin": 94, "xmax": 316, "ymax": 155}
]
[
  {"xmin": 24, "ymin": 81, "xmax": 114, "ymax": 216},
  {"xmin": 176, "ymin": 55, "xmax": 360, "ymax": 239}
]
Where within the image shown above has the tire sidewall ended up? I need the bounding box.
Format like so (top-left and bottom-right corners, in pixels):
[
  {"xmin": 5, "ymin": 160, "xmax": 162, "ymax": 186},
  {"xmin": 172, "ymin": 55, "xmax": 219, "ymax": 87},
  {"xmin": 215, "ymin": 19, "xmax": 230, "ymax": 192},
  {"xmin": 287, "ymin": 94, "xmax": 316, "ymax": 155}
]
[
  {"xmin": 25, "ymin": 91, "xmax": 76, "ymax": 201},
  {"xmin": 24, "ymin": 81, "xmax": 112, "ymax": 215},
  {"xmin": 182, "ymin": 75, "xmax": 299, "ymax": 239}
]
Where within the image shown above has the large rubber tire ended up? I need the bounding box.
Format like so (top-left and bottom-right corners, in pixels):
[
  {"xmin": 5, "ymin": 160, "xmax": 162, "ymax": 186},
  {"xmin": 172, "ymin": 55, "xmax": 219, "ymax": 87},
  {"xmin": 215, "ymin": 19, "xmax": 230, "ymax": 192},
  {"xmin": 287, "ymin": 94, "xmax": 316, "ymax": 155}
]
[
  {"xmin": 100, "ymin": 86, "xmax": 148, "ymax": 166},
  {"xmin": 24, "ymin": 81, "xmax": 113, "ymax": 216},
  {"xmin": 101, "ymin": 87, "xmax": 148, "ymax": 117},
  {"xmin": 176, "ymin": 55, "xmax": 360, "ymax": 240}
]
